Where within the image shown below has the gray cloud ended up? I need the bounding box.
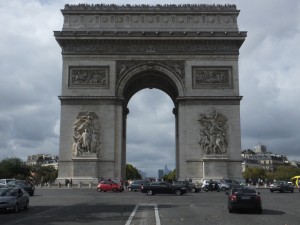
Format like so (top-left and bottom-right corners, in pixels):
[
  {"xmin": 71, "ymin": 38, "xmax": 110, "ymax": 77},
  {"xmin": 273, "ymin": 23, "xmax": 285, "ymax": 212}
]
[{"xmin": 1, "ymin": 0, "xmax": 299, "ymax": 178}]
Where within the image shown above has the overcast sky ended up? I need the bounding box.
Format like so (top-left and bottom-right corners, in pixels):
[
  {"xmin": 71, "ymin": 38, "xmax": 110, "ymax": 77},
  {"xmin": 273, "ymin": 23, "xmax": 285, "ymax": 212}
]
[{"xmin": 1, "ymin": 0, "xmax": 299, "ymax": 178}]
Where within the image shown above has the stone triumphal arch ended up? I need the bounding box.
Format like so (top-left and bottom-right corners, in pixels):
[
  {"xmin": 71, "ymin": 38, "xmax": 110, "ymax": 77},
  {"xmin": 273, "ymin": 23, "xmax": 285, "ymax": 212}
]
[{"xmin": 54, "ymin": 4, "xmax": 246, "ymax": 183}]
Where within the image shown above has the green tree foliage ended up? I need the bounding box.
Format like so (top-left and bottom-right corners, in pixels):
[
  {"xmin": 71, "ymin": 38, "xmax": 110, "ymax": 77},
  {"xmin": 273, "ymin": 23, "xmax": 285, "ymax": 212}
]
[
  {"xmin": 243, "ymin": 167, "xmax": 266, "ymax": 180},
  {"xmin": 272, "ymin": 165, "xmax": 300, "ymax": 181},
  {"xmin": 126, "ymin": 164, "xmax": 141, "ymax": 180},
  {"xmin": 162, "ymin": 169, "xmax": 176, "ymax": 182},
  {"xmin": 243, "ymin": 165, "xmax": 300, "ymax": 182},
  {"xmin": 30, "ymin": 164, "xmax": 58, "ymax": 184},
  {"xmin": 0, "ymin": 158, "xmax": 30, "ymax": 179}
]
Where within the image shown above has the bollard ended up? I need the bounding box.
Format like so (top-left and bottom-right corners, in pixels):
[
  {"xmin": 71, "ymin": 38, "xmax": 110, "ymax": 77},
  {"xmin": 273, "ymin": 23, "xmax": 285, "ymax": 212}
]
[
  {"xmin": 40, "ymin": 183, "xmax": 43, "ymax": 188},
  {"xmin": 264, "ymin": 184, "xmax": 267, "ymax": 188},
  {"xmin": 256, "ymin": 183, "xmax": 259, "ymax": 188},
  {"xmin": 78, "ymin": 182, "xmax": 81, "ymax": 188},
  {"xmin": 48, "ymin": 183, "xmax": 51, "ymax": 188},
  {"xmin": 89, "ymin": 182, "xmax": 92, "ymax": 188},
  {"xmin": 58, "ymin": 182, "xmax": 61, "ymax": 188}
]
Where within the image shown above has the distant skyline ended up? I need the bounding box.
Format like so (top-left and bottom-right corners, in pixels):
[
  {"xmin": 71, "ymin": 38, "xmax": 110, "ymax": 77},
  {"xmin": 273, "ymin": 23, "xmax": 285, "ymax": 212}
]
[{"xmin": 1, "ymin": 0, "xmax": 300, "ymax": 178}]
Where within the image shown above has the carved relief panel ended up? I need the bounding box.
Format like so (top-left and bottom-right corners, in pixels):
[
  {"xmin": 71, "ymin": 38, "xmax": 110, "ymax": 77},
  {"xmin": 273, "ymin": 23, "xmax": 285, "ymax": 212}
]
[
  {"xmin": 198, "ymin": 111, "xmax": 228, "ymax": 156},
  {"xmin": 192, "ymin": 67, "xmax": 232, "ymax": 89},
  {"xmin": 72, "ymin": 112, "xmax": 101, "ymax": 158},
  {"xmin": 69, "ymin": 67, "xmax": 109, "ymax": 88}
]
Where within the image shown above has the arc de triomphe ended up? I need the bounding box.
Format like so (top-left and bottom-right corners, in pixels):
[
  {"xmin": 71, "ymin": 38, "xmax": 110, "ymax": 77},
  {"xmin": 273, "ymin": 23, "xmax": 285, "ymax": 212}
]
[{"xmin": 54, "ymin": 4, "xmax": 246, "ymax": 183}]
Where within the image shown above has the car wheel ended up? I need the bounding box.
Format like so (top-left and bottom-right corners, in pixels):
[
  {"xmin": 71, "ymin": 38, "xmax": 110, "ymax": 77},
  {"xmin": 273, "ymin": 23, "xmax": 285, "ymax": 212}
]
[
  {"xmin": 24, "ymin": 201, "xmax": 29, "ymax": 210},
  {"xmin": 291, "ymin": 189, "xmax": 294, "ymax": 193},
  {"xmin": 228, "ymin": 207, "xmax": 233, "ymax": 213},
  {"xmin": 112, "ymin": 188, "xmax": 117, "ymax": 192},
  {"xmin": 147, "ymin": 190, "xmax": 153, "ymax": 196},
  {"xmin": 270, "ymin": 190, "xmax": 274, "ymax": 193},
  {"xmin": 221, "ymin": 187, "xmax": 226, "ymax": 191},
  {"xmin": 175, "ymin": 190, "xmax": 181, "ymax": 196},
  {"xmin": 191, "ymin": 188, "xmax": 196, "ymax": 193},
  {"xmin": 128, "ymin": 187, "xmax": 132, "ymax": 192},
  {"xmin": 203, "ymin": 187, "xmax": 208, "ymax": 192},
  {"xmin": 14, "ymin": 204, "xmax": 19, "ymax": 213},
  {"xmin": 97, "ymin": 188, "xmax": 101, "ymax": 192}
]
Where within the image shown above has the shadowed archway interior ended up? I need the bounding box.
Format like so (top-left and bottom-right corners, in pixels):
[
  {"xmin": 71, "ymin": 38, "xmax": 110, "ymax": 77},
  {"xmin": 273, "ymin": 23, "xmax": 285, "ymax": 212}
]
[{"xmin": 122, "ymin": 71, "xmax": 179, "ymax": 106}]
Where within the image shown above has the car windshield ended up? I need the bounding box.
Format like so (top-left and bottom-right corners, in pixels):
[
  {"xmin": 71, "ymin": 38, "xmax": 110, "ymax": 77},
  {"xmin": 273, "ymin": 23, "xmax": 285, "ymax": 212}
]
[
  {"xmin": 0, "ymin": 189, "xmax": 18, "ymax": 196},
  {"xmin": 233, "ymin": 188, "xmax": 256, "ymax": 194}
]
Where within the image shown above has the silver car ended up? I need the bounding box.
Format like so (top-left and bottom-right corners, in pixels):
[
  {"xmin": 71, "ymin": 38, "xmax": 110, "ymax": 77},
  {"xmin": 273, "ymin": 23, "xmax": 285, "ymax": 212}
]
[
  {"xmin": 0, "ymin": 187, "xmax": 29, "ymax": 213},
  {"xmin": 218, "ymin": 182, "xmax": 230, "ymax": 191}
]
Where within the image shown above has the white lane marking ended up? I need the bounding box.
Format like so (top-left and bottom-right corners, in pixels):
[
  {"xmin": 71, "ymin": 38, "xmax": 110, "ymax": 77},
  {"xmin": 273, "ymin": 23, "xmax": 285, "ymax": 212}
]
[
  {"xmin": 125, "ymin": 204, "xmax": 161, "ymax": 225},
  {"xmin": 125, "ymin": 204, "xmax": 139, "ymax": 225},
  {"xmin": 154, "ymin": 204, "xmax": 161, "ymax": 225}
]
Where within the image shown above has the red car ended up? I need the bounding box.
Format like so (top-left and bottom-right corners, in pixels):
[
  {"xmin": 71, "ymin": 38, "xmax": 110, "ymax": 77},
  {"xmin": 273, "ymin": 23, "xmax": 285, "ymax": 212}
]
[{"xmin": 97, "ymin": 180, "xmax": 124, "ymax": 192}]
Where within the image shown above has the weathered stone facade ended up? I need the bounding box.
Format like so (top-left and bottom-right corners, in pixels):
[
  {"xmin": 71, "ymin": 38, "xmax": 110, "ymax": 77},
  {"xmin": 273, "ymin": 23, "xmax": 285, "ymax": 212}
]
[{"xmin": 55, "ymin": 4, "xmax": 246, "ymax": 183}]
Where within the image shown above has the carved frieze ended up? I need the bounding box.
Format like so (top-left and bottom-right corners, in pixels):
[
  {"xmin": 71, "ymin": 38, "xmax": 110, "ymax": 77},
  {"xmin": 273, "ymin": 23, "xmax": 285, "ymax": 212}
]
[
  {"xmin": 198, "ymin": 111, "xmax": 228, "ymax": 156},
  {"xmin": 72, "ymin": 112, "xmax": 101, "ymax": 158},
  {"xmin": 116, "ymin": 60, "xmax": 185, "ymax": 83},
  {"xmin": 61, "ymin": 40, "xmax": 240, "ymax": 55},
  {"xmin": 192, "ymin": 67, "xmax": 232, "ymax": 89},
  {"xmin": 69, "ymin": 67, "xmax": 109, "ymax": 88}
]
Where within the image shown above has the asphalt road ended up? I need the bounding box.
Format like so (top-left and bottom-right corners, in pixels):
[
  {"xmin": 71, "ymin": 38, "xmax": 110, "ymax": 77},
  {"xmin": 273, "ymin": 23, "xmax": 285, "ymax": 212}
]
[{"xmin": 1, "ymin": 188, "xmax": 300, "ymax": 225}]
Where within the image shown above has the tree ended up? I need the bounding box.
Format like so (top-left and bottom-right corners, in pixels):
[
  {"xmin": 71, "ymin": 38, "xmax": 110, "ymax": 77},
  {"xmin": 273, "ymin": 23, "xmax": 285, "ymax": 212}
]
[
  {"xmin": 162, "ymin": 169, "xmax": 176, "ymax": 182},
  {"xmin": 0, "ymin": 158, "xmax": 30, "ymax": 179},
  {"xmin": 126, "ymin": 164, "xmax": 141, "ymax": 180},
  {"xmin": 30, "ymin": 164, "xmax": 58, "ymax": 184},
  {"xmin": 243, "ymin": 167, "xmax": 266, "ymax": 180},
  {"xmin": 272, "ymin": 165, "xmax": 300, "ymax": 181}
]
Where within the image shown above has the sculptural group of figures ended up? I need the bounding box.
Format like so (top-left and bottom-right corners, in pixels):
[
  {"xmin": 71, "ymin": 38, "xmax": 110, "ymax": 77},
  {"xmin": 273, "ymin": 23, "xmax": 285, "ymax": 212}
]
[
  {"xmin": 198, "ymin": 111, "xmax": 228, "ymax": 155},
  {"xmin": 72, "ymin": 112, "xmax": 100, "ymax": 157}
]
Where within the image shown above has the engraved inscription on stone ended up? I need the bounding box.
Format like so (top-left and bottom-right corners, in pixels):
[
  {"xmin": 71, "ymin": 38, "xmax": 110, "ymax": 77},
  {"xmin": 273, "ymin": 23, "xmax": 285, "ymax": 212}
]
[
  {"xmin": 69, "ymin": 67, "xmax": 109, "ymax": 88},
  {"xmin": 192, "ymin": 67, "xmax": 232, "ymax": 88},
  {"xmin": 72, "ymin": 112, "xmax": 101, "ymax": 158},
  {"xmin": 198, "ymin": 111, "xmax": 228, "ymax": 155}
]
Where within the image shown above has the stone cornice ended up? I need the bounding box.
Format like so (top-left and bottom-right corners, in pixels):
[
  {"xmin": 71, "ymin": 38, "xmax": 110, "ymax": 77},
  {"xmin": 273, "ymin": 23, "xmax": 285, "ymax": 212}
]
[
  {"xmin": 177, "ymin": 96, "xmax": 243, "ymax": 105},
  {"xmin": 58, "ymin": 96, "xmax": 124, "ymax": 105},
  {"xmin": 54, "ymin": 30, "xmax": 247, "ymax": 38}
]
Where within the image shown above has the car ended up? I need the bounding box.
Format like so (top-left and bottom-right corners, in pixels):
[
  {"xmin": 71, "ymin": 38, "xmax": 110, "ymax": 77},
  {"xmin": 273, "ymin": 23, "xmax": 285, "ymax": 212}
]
[
  {"xmin": 96, "ymin": 180, "xmax": 124, "ymax": 192},
  {"xmin": 141, "ymin": 181, "xmax": 187, "ymax": 196},
  {"xmin": 203, "ymin": 180, "xmax": 221, "ymax": 192},
  {"xmin": 0, "ymin": 179, "xmax": 16, "ymax": 188},
  {"xmin": 226, "ymin": 186, "xmax": 262, "ymax": 214},
  {"xmin": 6, "ymin": 180, "xmax": 35, "ymax": 196},
  {"xmin": 0, "ymin": 187, "xmax": 30, "ymax": 213},
  {"xmin": 173, "ymin": 180, "xmax": 201, "ymax": 192},
  {"xmin": 218, "ymin": 182, "xmax": 230, "ymax": 191},
  {"xmin": 220, "ymin": 179, "xmax": 240, "ymax": 188},
  {"xmin": 128, "ymin": 180, "xmax": 149, "ymax": 192},
  {"xmin": 270, "ymin": 181, "xmax": 294, "ymax": 193}
]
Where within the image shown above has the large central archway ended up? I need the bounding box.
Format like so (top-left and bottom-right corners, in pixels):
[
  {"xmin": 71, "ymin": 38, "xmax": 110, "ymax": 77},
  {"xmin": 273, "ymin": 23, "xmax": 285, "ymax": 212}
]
[
  {"xmin": 54, "ymin": 4, "xmax": 246, "ymax": 183},
  {"xmin": 117, "ymin": 62, "xmax": 183, "ymax": 178}
]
